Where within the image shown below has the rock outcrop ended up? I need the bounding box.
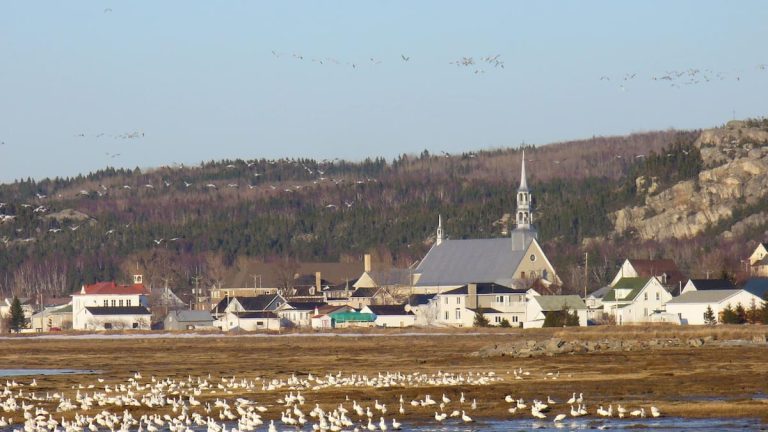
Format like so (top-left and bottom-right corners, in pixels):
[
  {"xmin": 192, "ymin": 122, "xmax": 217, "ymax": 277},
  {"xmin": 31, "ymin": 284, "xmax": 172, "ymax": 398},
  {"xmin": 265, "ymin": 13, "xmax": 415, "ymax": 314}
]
[{"xmin": 610, "ymin": 121, "xmax": 768, "ymax": 240}]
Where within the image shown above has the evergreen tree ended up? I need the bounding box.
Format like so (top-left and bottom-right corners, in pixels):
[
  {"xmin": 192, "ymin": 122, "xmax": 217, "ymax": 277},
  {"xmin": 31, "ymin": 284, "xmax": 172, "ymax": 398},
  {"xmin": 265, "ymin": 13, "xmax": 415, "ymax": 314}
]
[
  {"xmin": 10, "ymin": 296, "xmax": 26, "ymax": 332},
  {"xmin": 473, "ymin": 310, "xmax": 489, "ymax": 327},
  {"xmin": 720, "ymin": 304, "xmax": 738, "ymax": 324},
  {"xmin": 703, "ymin": 305, "xmax": 716, "ymax": 325},
  {"xmin": 746, "ymin": 299, "xmax": 759, "ymax": 324},
  {"xmin": 543, "ymin": 306, "xmax": 581, "ymax": 327},
  {"xmin": 734, "ymin": 303, "xmax": 747, "ymax": 324}
]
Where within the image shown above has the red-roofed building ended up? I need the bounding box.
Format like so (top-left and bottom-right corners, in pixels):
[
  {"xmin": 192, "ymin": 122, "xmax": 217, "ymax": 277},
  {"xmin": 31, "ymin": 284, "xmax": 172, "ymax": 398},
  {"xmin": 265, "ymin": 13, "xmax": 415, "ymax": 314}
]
[{"xmin": 72, "ymin": 275, "xmax": 151, "ymax": 330}]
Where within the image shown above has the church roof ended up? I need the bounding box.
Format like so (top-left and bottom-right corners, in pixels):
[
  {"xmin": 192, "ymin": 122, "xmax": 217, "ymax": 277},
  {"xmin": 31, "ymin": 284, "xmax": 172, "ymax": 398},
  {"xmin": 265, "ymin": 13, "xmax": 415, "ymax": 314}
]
[
  {"xmin": 518, "ymin": 150, "xmax": 529, "ymax": 192},
  {"xmin": 414, "ymin": 237, "xmax": 532, "ymax": 287}
]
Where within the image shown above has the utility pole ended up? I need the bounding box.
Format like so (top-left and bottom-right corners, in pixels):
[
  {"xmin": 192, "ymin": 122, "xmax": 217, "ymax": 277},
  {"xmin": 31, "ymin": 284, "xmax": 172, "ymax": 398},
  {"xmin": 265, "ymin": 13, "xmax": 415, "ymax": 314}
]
[
  {"xmin": 191, "ymin": 275, "xmax": 203, "ymax": 311},
  {"xmin": 584, "ymin": 252, "xmax": 589, "ymax": 299}
]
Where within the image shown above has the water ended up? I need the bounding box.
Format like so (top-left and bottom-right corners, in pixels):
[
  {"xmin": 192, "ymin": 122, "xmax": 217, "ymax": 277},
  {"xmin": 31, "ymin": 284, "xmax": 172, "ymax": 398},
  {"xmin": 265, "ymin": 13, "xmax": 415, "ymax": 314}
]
[
  {"xmin": 0, "ymin": 368, "xmax": 99, "ymax": 377},
  {"xmin": 403, "ymin": 417, "xmax": 764, "ymax": 431}
]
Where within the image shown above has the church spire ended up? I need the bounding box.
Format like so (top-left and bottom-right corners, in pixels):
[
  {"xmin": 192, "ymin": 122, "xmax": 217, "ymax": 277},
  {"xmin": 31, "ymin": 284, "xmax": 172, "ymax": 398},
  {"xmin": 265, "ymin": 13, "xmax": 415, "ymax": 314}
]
[
  {"xmin": 436, "ymin": 214, "xmax": 444, "ymax": 245},
  {"xmin": 518, "ymin": 150, "xmax": 529, "ymax": 192}
]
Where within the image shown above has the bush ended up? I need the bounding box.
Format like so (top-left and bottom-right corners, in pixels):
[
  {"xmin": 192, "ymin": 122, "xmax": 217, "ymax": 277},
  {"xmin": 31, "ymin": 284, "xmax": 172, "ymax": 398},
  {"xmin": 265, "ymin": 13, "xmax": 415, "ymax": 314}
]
[
  {"xmin": 499, "ymin": 318, "xmax": 511, "ymax": 328},
  {"xmin": 473, "ymin": 311, "xmax": 489, "ymax": 327},
  {"xmin": 719, "ymin": 304, "xmax": 744, "ymax": 324},
  {"xmin": 543, "ymin": 306, "xmax": 581, "ymax": 327}
]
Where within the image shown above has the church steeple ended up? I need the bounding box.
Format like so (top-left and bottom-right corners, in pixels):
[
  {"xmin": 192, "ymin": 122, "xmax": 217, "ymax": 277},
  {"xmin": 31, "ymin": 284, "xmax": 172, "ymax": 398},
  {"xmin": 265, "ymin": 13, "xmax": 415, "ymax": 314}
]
[
  {"xmin": 436, "ymin": 214, "xmax": 444, "ymax": 245},
  {"xmin": 516, "ymin": 151, "xmax": 532, "ymax": 228}
]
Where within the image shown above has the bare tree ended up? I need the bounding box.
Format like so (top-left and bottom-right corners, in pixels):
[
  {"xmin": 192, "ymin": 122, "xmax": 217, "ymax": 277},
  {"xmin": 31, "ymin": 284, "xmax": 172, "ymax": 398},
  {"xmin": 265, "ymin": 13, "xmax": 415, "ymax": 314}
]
[{"xmin": 273, "ymin": 257, "xmax": 300, "ymax": 297}]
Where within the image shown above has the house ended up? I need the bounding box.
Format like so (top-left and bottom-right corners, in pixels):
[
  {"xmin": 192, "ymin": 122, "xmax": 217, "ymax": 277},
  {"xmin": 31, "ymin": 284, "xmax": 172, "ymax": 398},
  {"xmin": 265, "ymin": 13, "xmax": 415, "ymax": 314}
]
[
  {"xmin": 322, "ymin": 279, "xmax": 359, "ymax": 306},
  {"xmin": 310, "ymin": 305, "xmax": 355, "ymax": 329},
  {"xmin": 163, "ymin": 310, "xmax": 215, "ymax": 330},
  {"xmin": 361, "ymin": 304, "xmax": 416, "ymax": 328},
  {"xmin": 222, "ymin": 311, "xmax": 281, "ymax": 331},
  {"xmin": 405, "ymin": 293, "xmax": 438, "ymax": 326},
  {"xmin": 353, "ymin": 256, "xmax": 413, "ymax": 304},
  {"xmin": 72, "ymin": 275, "xmax": 152, "ymax": 330},
  {"xmin": 602, "ymin": 277, "xmax": 672, "ymax": 325},
  {"xmin": 610, "ymin": 258, "xmax": 687, "ymax": 294},
  {"xmin": 30, "ymin": 303, "xmax": 73, "ymax": 332},
  {"xmin": 210, "ymin": 294, "xmax": 286, "ymax": 319},
  {"xmin": 0, "ymin": 297, "xmax": 35, "ymax": 328},
  {"xmin": 748, "ymin": 243, "xmax": 768, "ymax": 276},
  {"xmin": 524, "ymin": 295, "xmax": 588, "ymax": 328},
  {"xmin": 211, "ymin": 260, "xmax": 363, "ymax": 304},
  {"xmin": 348, "ymin": 287, "xmax": 384, "ymax": 309},
  {"xmin": 412, "ymin": 154, "xmax": 561, "ymax": 293},
  {"xmin": 681, "ymin": 279, "xmax": 736, "ymax": 294},
  {"xmin": 431, "ymin": 283, "xmax": 534, "ymax": 327},
  {"xmin": 584, "ymin": 285, "xmax": 612, "ymax": 323},
  {"xmin": 665, "ymin": 289, "xmax": 763, "ymax": 325},
  {"xmin": 278, "ymin": 301, "xmax": 328, "ymax": 328}
]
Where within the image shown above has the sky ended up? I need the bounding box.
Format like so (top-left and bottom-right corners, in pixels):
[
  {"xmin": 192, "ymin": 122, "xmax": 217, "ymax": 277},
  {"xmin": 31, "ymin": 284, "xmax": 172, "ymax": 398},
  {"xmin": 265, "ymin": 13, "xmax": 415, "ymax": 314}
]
[{"xmin": 1, "ymin": 1, "xmax": 767, "ymax": 183}]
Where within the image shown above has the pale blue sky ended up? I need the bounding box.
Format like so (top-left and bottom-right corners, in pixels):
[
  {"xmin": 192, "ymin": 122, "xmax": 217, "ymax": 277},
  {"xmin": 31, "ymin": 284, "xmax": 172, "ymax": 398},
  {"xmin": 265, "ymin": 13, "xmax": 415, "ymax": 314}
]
[{"xmin": 1, "ymin": 1, "xmax": 767, "ymax": 183}]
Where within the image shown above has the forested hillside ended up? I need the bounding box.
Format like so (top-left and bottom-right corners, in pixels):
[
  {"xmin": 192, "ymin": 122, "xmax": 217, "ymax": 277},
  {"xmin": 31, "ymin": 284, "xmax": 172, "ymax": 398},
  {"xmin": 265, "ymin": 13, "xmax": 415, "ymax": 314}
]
[{"xmin": 2, "ymin": 126, "xmax": 751, "ymax": 300}]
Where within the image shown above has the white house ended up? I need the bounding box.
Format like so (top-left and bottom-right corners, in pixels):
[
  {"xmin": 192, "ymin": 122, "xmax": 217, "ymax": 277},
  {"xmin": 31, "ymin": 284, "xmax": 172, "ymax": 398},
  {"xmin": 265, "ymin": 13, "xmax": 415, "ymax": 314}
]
[
  {"xmin": 585, "ymin": 285, "xmax": 611, "ymax": 323},
  {"xmin": 431, "ymin": 283, "xmax": 535, "ymax": 327},
  {"xmin": 665, "ymin": 289, "xmax": 763, "ymax": 325},
  {"xmin": 524, "ymin": 295, "xmax": 588, "ymax": 328},
  {"xmin": 222, "ymin": 311, "xmax": 281, "ymax": 331},
  {"xmin": 681, "ymin": 279, "xmax": 736, "ymax": 294},
  {"xmin": 602, "ymin": 277, "xmax": 672, "ymax": 325},
  {"xmin": 71, "ymin": 275, "xmax": 151, "ymax": 330},
  {"xmin": 610, "ymin": 258, "xmax": 686, "ymax": 293},
  {"xmin": 360, "ymin": 304, "xmax": 416, "ymax": 328},
  {"xmin": 749, "ymin": 243, "xmax": 768, "ymax": 276},
  {"xmin": 278, "ymin": 301, "xmax": 327, "ymax": 328}
]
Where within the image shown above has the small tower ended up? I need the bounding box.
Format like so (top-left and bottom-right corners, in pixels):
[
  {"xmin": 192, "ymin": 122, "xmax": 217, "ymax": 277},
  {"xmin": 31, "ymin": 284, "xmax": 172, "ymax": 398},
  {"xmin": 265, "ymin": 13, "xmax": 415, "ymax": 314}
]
[
  {"xmin": 436, "ymin": 214, "xmax": 444, "ymax": 245},
  {"xmin": 516, "ymin": 151, "xmax": 532, "ymax": 228}
]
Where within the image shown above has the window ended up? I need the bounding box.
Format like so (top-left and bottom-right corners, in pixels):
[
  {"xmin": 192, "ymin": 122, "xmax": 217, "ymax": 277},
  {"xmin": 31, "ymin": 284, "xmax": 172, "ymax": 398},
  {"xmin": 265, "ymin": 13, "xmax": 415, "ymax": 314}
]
[
  {"xmin": 104, "ymin": 323, "xmax": 113, "ymax": 330},
  {"xmin": 444, "ymin": 297, "xmax": 449, "ymax": 304},
  {"xmin": 111, "ymin": 299, "xmax": 116, "ymax": 307},
  {"xmin": 529, "ymin": 254, "xmax": 536, "ymax": 262},
  {"xmin": 655, "ymin": 292, "xmax": 660, "ymax": 301},
  {"xmin": 103, "ymin": 300, "xmax": 108, "ymax": 306},
  {"xmin": 494, "ymin": 316, "xmax": 501, "ymax": 323},
  {"xmin": 495, "ymin": 295, "xmax": 503, "ymax": 303},
  {"xmin": 256, "ymin": 321, "xmax": 264, "ymax": 326},
  {"xmin": 455, "ymin": 308, "xmax": 461, "ymax": 320},
  {"xmin": 644, "ymin": 293, "xmax": 648, "ymax": 301},
  {"xmin": 119, "ymin": 300, "xmax": 123, "ymax": 307},
  {"xmin": 521, "ymin": 271, "xmax": 526, "ymax": 279},
  {"xmin": 512, "ymin": 316, "xmax": 518, "ymax": 323},
  {"xmin": 456, "ymin": 297, "xmax": 461, "ymax": 304},
  {"xmin": 445, "ymin": 311, "xmax": 449, "ymax": 320},
  {"xmin": 132, "ymin": 323, "xmax": 139, "ymax": 329},
  {"xmin": 127, "ymin": 299, "xmax": 132, "ymax": 307},
  {"xmin": 643, "ymin": 308, "xmax": 648, "ymax": 316}
]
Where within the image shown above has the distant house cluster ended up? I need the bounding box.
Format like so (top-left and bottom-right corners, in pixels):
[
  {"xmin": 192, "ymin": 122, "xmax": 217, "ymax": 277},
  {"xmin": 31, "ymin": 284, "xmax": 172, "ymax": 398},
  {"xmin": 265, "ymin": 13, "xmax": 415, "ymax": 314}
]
[{"xmin": 3, "ymin": 157, "xmax": 768, "ymax": 333}]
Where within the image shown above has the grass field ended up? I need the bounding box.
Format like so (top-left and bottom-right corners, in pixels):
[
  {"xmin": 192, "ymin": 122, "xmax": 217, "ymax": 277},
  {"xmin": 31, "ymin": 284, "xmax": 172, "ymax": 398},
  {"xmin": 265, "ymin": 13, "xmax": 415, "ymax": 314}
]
[{"xmin": 2, "ymin": 325, "xmax": 767, "ymax": 424}]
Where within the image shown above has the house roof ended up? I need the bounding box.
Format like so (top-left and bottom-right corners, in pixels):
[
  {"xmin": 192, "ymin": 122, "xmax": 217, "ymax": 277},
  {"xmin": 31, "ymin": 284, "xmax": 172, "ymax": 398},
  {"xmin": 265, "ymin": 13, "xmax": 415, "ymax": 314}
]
[
  {"xmin": 351, "ymin": 287, "xmax": 381, "ymax": 298},
  {"xmin": 407, "ymin": 293, "xmax": 436, "ymax": 306},
  {"xmin": 150, "ymin": 287, "xmax": 186, "ymax": 307},
  {"xmin": 743, "ymin": 278, "xmax": 768, "ymax": 299},
  {"xmin": 365, "ymin": 268, "xmax": 412, "ymax": 287},
  {"xmin": 666, "ymin": 289, "xmax": 743, "ymax": 304},
  {"xmin": 603, "ymin": 277, "xmax": 649, "ymax": 302},
  {"xmin": 167, "ymin": 310, "xmax": 213, "ymax": 322},
  {"xmin": 753, "ymin": 256, "xmax": 768, "ymax": 266},
  {"xmin": 78, "ymin": 281, "xmax": 148, "ymax": 296},
  {"xmin": 688, "ymin": 279, "xmax": 736, "ymax": 291},
  {"xmin": 85, "ymin": 306, "xmax": 151, "ymax": 316},
  {"xmin": 222, "ymin": 260, "xmax": 362, "ymax": 289},
  {"xmin": 442, "ymin": 282, "xmax": 527, "ymax": 295},
  {"xmin": 31, "ymin": 304, "xmax": 72, "ymax": 318},
  {"xmin": 534, "ymin": 295, "xmax": 587, "ymax": 311},
  {"xmin": 469, "ymin": 307, "xmax": 503, "ymax": 314},
  {"xmin": 414, "ymin": 237, "xmax": 533, "ymax": 287},
  {"xmin": 237, "ymin": 294, "xmax": 283, "ymax": 311},
  {"xmin": 330, "ymin": 311, "xmax": 376, "ymax": 322},
  {"xmin": 588, "ymin": 285, "xmax": 612, "ymax": 299},
  {"xmin": 626, "ymin": 259, "xmax": 686, "ymax": 287},
  {"xmin": 234, "ymin": 311, "xmax": 279, "ymax": 319},
  {"xmin": 284, "ymin": 301, "xmax": 328, "ymax": 311},
  {"xmin": 365, "ymin": 304, "xmax": 414, "ymax": 316}
]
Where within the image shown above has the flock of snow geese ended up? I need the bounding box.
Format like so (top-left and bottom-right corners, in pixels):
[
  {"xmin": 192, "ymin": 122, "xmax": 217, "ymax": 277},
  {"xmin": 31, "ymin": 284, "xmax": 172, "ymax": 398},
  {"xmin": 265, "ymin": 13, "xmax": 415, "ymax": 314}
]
[
  {"xmin": 0, "ymin": 368, "xmax": 663, "ymax": 432},
  {"xmin": 601, "ymin": 64, "xmax": 768, "ymax": 92}
]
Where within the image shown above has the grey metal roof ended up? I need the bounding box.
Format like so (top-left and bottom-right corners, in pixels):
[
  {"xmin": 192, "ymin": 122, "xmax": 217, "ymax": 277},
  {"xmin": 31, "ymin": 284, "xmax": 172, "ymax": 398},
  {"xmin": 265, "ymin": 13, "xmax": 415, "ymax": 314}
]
[
  {"xmin": 414, "ymin": 237, "xmax": 531, "ymax": 287},
  {"xmin": 168, "ymin": 310, "xmax": 213, "ymax": 322},
  {"xmin": 588, "ymin": 285, "xmax": 612, "ymax": 299},
  {"xmin": 534, "ymin": 295, "xmax": 587, "ymax": 311},
  {"xmin": 666, "ymin": 289, "xmax": 742, "ymax": 304}
]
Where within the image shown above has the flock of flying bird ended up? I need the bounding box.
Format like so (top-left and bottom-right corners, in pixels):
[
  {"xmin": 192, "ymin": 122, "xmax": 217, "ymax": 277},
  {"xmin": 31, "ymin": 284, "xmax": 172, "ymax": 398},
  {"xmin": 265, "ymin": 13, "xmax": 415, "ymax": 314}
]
[
  {"xmin": 0, "ymin": 368, "xmax": 664, "ymax": 432},
  {"xmin": 601, "ymin": 64, "xmax": 768, "ymax": 92}
]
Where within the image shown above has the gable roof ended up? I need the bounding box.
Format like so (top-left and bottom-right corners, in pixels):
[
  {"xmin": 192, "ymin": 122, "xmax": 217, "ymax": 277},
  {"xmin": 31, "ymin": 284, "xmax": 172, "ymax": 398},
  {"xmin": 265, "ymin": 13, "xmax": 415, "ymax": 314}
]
[
  {"xmin": 688, "ymin": 279, "xmax": 736, "ymax": 291},
  {"xmin": 236, "ymin": 294, "xmax": 284, "ymax": 311},
  {"xmin": 78, "ymin": 282, "xmax": 148, "ymax": 296},
  {"xmin": 442, "ymin": 282, "xmax": 527, "ymax": 295},
  {"xmin": 743, "ymin": 278, "xmax": 768, "ymax": 299},
  {"xmin": 414, "ymin": 237, "xmax": 532, "ymax": 287},
  {"xmin": 167, "ymin": 310, "xmax": 213, "ymax": 322},
  {"xmin": 626, "ymin": 259, "xmax": 686, "ymax": 287},
  {"xmin": 85, "ymin": 306, "xmax": 151, "ymax": 316},
  {"xmin": 407, "ymin": 293, "xmax": 436, "ymax": 306},
  {"xmin": 365, "ymin": 304, "xmax": 414, "ymax": 316},
  {"xmin": 603, "ymin": 277, "xmax": 650, "ymax": 302},
  {"xmin": 534, "ymin": 295, "xmax": 587, "ymax": 311},
  {"xmin": 351, "ymin": 287, "xmax": 381, "ymax": 298},
  {"xmin": 666, "ymin": 289, "xmax": 743, "ymax": 304}
]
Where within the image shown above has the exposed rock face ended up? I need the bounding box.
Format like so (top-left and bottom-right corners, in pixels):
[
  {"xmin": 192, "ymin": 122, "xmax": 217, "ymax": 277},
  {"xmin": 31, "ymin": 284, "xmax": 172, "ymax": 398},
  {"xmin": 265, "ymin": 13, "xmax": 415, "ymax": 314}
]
[{"xmin": 610, "ymin": 122, "xmax": 768, "ymax": 240}]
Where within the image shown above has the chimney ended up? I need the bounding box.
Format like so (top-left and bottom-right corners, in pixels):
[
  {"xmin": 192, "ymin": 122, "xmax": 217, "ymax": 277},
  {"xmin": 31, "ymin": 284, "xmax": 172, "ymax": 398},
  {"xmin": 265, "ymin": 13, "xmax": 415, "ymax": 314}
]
[
  {"xmin": 467, "ymin": 283, "xmax": 477, "ymax": 309},
  {"xmin": 315, "ymin": 272, "xmax": 322, "ymax": 292},
  {"xmin": 364, "ymin": 254, "xmax": 372, "ymax": 273}
]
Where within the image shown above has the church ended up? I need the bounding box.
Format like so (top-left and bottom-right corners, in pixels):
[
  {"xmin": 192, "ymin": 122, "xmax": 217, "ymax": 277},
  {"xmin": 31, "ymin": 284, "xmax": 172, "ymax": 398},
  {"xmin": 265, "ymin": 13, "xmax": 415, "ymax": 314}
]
[{"xmin": 412, "ymin": 153, "xmax": 561, "ymax": 292}]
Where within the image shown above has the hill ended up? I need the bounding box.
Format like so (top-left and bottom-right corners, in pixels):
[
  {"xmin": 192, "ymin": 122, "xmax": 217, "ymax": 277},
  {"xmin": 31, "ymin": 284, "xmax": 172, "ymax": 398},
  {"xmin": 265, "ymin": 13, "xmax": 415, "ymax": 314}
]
[{"xmin": 1, "ymin": 122, "xmax": 766, "ymax": 300}]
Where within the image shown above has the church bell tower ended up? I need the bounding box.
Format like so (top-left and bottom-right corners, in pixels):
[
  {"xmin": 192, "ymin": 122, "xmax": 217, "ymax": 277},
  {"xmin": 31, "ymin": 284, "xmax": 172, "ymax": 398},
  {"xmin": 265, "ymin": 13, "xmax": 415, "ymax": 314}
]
[{"xmin": 516, "ymin": 151, "xmax": 532, "ymax": 228}]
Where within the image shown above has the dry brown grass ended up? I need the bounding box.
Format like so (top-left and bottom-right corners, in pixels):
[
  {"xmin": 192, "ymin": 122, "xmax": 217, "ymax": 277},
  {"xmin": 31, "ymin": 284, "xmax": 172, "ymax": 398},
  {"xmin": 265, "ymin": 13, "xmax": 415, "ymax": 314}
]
[{"xmin": 2, "ymin": 328, "xmax": 767, "ymax": 424}]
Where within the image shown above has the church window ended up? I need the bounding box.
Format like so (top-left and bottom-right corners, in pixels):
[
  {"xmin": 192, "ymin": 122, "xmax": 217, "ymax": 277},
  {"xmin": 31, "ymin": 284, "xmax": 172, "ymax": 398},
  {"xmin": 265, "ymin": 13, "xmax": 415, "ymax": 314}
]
[
  {"xmin": 530, "ymin": 254, "xmax": 536, "ymax": 262},
  {"xmin": 521, "ymin": 271, "xmax": 526, "ymax": 279}
]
